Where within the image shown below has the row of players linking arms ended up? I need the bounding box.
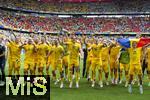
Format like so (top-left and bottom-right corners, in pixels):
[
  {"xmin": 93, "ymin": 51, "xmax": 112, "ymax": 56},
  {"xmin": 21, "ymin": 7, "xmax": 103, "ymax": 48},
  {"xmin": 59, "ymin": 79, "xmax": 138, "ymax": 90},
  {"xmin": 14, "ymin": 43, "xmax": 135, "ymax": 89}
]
[{"xmin": 0, "ymin": 33, "xmax": 150, "ymax": 94}]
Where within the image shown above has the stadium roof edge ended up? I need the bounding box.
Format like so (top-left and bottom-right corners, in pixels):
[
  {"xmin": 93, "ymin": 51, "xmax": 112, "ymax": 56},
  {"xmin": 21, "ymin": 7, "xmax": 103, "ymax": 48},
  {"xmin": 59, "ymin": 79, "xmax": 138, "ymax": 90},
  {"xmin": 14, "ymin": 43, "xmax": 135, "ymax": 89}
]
[{"xmin": 0, "ymin": 6, "xmax": 149, "ymax": 16}]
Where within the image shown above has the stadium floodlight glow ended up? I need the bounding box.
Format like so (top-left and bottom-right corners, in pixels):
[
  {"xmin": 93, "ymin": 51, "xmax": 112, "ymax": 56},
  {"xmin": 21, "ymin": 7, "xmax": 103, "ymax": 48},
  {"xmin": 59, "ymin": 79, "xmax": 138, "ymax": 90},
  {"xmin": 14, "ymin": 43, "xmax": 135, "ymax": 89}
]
[
  {"xmin": 113, "ymin": 15, "xmax": 123, "ymax": 18},
  {"xmin": 83, "ymin": 15, "xmax": 99, "ymax": 18},
  {"xmin": 58, "ymin": 15, "xmax": 72, "ymax": 18}
]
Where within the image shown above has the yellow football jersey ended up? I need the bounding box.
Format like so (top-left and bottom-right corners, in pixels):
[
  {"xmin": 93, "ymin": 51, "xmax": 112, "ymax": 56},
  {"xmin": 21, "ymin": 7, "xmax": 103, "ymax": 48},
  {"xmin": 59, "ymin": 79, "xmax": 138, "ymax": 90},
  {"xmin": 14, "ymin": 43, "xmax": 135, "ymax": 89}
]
[
  {"xmin": 87, "ymin": 43, "xmax": 93, "ymax": 58},
  {"xmin": 33, "ymin": 44, "xmax": 39, "ymax": 59},
  {"xmin": 63, "ymin": 44, "xmax": 69, "ymax": 56},
  {"xmin": 66, "ymin": 41, "xmax": 73, "ymax": 52},
  {"xmin": 23, "ymin": 44, "xmax": 35, "ymax": 61},
  {"xmin": 7, "ymin": 41, "xmax": 21, "ymax": 60},
  {"xmin": 69, "ymin": 42, "xmax": 81, "ymax": 59},
  {"xmin": 91, "ymin": 44, "xmax": 102, "ymax": 58},
  {"xmin": 50, "ymin": 45, "xmax": 55, "ymax": 60},
  {"xmin": 53, "ymin": 45, "xmax": 64, "ymax": 60},
  {"xmin": 47, "ymin": 44, "xmax": 52, "ymax": 59},
  {"xmin": 101, "ymin": 47, "xmax": 109, "ymax": 61},
  {"xmin": 146, "ymin": 48, "xmax": 150, "ymax": 63},
  {"xmin": 110, "ymin": 46, "xmax": 121, "ymax": 60},
  {"xmin": 37, "ymin": 43, "xmax": 49, "ymax": 58},
  {"xmin": 129, "ymin": 47, "xmax": 142, "ymax": 64}
]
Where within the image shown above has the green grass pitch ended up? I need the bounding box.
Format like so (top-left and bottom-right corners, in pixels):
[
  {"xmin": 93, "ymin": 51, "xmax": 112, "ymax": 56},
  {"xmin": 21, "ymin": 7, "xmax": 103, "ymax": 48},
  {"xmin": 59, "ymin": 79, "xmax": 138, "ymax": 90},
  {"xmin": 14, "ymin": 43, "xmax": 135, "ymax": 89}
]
[
  {"xmin": 50, "ymin": 59, "xmax": 150, "ymax": 100},
  {"xmin": 51, "ymin": 79, "xmax": 150, "ymax": 100}
]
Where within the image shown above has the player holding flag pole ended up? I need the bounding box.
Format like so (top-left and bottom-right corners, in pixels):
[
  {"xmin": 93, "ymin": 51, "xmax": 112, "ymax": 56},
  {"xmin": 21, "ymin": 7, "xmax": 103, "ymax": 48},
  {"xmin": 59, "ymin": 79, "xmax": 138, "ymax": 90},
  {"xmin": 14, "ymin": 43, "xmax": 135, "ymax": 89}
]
[{"xmin": 117, "ymin": 37, "xmax": 150, "ymax": 94}]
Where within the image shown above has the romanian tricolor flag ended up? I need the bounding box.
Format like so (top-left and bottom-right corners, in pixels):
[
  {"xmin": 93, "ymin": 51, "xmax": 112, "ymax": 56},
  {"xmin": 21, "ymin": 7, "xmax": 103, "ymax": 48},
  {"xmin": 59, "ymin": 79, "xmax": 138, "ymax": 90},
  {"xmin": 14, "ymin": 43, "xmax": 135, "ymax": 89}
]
[
  {"xmin": 137, "ymin": 38, "xmax": 150, "ymax": 47},
  {"xmin": 117, "ymin": 38, "xmax": 130, "ymax": 48},
  {"xmin": 117, "ymin": 38, "xmax": 150, "ymax": 48},
  {"xmin": 117, "ymin": 38, "xmax": 140, "ymax": 48}
]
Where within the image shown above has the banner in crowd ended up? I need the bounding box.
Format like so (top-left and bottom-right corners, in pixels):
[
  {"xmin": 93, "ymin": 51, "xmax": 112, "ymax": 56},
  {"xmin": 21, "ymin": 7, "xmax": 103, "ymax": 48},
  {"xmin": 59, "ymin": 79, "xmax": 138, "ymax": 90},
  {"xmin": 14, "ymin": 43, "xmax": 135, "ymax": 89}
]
[{"xmin": 40, "ymin": 0, "xmax": 112, "ymax": 3}]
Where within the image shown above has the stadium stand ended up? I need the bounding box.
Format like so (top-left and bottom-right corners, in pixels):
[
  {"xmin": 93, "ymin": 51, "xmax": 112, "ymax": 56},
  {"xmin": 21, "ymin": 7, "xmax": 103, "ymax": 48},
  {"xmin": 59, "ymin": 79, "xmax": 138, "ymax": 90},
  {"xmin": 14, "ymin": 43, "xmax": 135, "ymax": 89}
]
[
  {"xmin": 0, "ymin": 0, "xmax": 149, "ymax": 14},
  {"xmin": 0, "ymin": 10, "xmax": 149, "ymax": 34}
]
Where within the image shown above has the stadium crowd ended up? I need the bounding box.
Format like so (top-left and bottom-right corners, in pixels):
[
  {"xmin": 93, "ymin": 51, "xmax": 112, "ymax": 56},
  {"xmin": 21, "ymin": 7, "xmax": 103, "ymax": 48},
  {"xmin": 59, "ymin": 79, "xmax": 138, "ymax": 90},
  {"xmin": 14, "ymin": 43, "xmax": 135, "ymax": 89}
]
[
  {"xmin": 0, "ymin": 0, "xmax": 149, "ymax": 13},
  {"xmin": 0, "ymin": 11, "xmax": 149, "ymax": 33},
  {"xmin": 0, "ymin": 0, "xmax": 150, "ymax": 97}
]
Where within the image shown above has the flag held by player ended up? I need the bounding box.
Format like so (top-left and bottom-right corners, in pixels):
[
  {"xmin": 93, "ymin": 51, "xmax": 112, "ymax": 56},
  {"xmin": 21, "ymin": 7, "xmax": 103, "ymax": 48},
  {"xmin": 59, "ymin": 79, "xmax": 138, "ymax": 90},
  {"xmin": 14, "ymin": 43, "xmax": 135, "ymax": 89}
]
[
  {"xmin": 117, "ymin": 38, "xmax": 130, "ymax": 48},
  {"xmin": 137, "ymin": 38, "xmax": 150, "ymax": 47}
]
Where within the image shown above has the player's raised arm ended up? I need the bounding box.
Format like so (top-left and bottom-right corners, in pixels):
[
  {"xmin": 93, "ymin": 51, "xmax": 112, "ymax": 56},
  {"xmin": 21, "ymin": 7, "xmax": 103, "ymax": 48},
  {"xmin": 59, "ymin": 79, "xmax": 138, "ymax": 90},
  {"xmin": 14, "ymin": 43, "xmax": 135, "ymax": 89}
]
[
  {"xmin": 19, "ymin": 41, "xmax": 26, "ymax": 49},
  {"xmin": 5, "ymin": 36, "xmax": 12, "ymax": 43},
  {"xmin": 79, "ymin": 43, "xmax": 83, "ymax": 59},
  {"xmin": 10, "ymin": 30, "xmax": 17, "ymax": 39},
  {"xmin": 142, "ymin": 43, "xmax": 150, "ymax": 49}
]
